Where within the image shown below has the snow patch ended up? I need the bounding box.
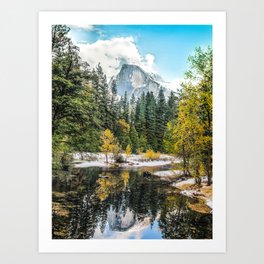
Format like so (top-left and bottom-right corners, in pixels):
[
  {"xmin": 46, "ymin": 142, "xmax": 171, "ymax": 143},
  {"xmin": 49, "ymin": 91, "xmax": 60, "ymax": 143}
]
[
  {"xmin": 172, "ymin": 178, "xmax": 195, "ymax": 187},
  {"xmin": 72, "ymin": 152, "xmax": 179, "ymax": 168},
  {"xmin": 206, "ymin": 199, "xmax": 213, "ymax": 209},
  {"xmin": 153, "ymin": 170, "xmax": 183, "ymax": 177}
]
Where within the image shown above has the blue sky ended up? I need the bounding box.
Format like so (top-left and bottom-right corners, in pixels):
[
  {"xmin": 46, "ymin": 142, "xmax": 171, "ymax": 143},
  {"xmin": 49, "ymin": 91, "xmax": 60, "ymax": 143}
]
[{"xmin": 68, "ymin": 25, "xmax": 212, "ymax": 83}]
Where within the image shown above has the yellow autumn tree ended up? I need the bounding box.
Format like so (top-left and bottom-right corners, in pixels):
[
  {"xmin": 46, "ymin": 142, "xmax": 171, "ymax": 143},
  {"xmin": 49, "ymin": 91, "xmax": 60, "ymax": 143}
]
[
  {"xmin": 100, "ymin": 129, "xmax": 116, "ymax": 163},
  {"xmin": 117, "ymin": 119, "xmax": 130, "ymax": 134},
  {"xmin": 125, "ymin": 144, "xmax": 132, "ymax": 160},
  {"xmin": 172, "ymin": 88, "xmax": 205, "ymax": 178},
  {"xmin": 164, "ymin": 47, "xmax": 212, "ymax": 185}
]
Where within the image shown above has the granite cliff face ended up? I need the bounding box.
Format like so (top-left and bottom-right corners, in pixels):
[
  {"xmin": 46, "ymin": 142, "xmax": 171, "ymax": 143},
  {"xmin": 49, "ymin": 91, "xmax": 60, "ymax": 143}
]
[{"xmin": 109, "ymin": 64, "xmax": 172, "ymax": 99}]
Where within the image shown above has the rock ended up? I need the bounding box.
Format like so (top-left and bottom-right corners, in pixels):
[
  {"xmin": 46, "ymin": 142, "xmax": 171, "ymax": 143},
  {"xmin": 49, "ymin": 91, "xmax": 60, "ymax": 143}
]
[{"xmin": 143, "ymin": 171, "xmax": 152, "ymax": 177}]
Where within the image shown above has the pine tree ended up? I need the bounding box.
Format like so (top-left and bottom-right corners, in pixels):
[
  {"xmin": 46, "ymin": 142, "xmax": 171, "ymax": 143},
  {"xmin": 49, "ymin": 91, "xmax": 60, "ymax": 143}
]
[
  {"xmin": 52, "ymin": 25, "xmax": 84, "ymax": 136},
  {"xmin": 92, "ymin": 63, "xmax": 111, "ymax": 129},
  {"xmin": 130, "ymin": 93, "xmax": 136, "ymax": 106},
  {"xmin": 130, "ymin": 93, "xmax": 136, "ymax": 124},
  {"xmin": 52, "ymin": 25, "xmax": 90, "ymax": 169},
  {"xmin": 71, "ymin": 77, "xmax": 101, "ymax": 153},
  {"xmin": 109, "ymin": 79, "xmax": 119, "ymax": 132},
  {"xmin": 167, "ymin": 91, "xmax": 178, "ymax": 121},
  {"xmin": 145, "ymin": 92, "xmax": 157, "ymax": 150},
  {"xmin": 156, "ymin": 89, "xmax": 168, "ymax": 152},
  {"xmin": 138, "ymin": 135, "xmax": 147, "ymax": 153},
  {"xmin": 135, "ymin": 93, "xmax": 146, "ymax": 137},
  {"xmin": 122, "ymin": 91, "xmax": 130, "ymax": 123},
  {"xmin": 129, "ymin": 125, "xmax": 139, "ymax": 153}
]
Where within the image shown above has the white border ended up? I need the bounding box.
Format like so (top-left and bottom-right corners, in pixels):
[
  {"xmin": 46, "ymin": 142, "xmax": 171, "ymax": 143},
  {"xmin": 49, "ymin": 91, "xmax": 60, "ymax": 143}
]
[{"xmin": 39, "ymin": 11, "xmax": 226, "ymax": 253}]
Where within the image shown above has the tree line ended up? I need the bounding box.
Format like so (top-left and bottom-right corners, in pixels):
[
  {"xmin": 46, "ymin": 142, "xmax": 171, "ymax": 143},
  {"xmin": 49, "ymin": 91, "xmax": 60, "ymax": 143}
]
[
  {"xmin": 52, "ymin": 25, "xmax": 212, "ymax": 185},
  {"xmin": 52, "ymin": 25, "xmax": 177, "ymax": 167}
]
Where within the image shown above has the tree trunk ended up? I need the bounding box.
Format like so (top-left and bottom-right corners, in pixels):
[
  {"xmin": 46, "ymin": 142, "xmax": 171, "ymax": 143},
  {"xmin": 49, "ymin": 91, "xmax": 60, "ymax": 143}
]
[
  {"xmin": 207, "ymin": 156, "xmax": 212, "ymax": 186},
  {"xmin": 195, "ymin": 166, "xmax": 201, "ymax": 186},
  {"xmin": 105, "ymin": 153, "xmax": 108, "ymax": 163},
  {"xmin": 207, "ymin": 175, "xmax": 212, "ymax": 186},
  {"xmin": 195, "ymin": 177, "xmax": 201, "ymax": 185},
  {"xmin": 183, "ymin": 155, "xmax": 188, "ymax": 176}
]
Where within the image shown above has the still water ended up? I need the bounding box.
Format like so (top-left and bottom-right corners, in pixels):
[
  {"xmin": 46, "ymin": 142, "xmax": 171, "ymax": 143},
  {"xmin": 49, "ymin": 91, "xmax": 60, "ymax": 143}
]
[{"xmin": 52, "ymin": 166, "xmax": 212, "ymax": 239}]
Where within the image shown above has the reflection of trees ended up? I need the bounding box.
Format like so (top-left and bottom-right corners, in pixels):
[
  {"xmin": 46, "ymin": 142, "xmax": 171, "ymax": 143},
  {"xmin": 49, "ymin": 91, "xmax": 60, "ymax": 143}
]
[
  {"xmin": 159, "ymin": 195, "xmax": 212, "ymax": 239},
  {"xmin": 95, "ymin": 171, "xmax": 129, "ymax": 202},
  {"xmin": 70, "ymin": 193, "xmax": 111, "ymax": 239},
  {"xmin": 127, "ymin": 174, "xmax": 161, "ymax": 223},
  {"xmin": 121, "ymin": 171, "xmax": 130, "ymax": 188},
  {"xmin": 96, "ymin": 176, "xmax": 116, "ymax": 202},
  {"xmin": 52, "ymin": 168, "xmax": 106, "ymax": 239},
  {"xmin": 52, "ymin": 168, "xmax": 212, "ymax": 239}
]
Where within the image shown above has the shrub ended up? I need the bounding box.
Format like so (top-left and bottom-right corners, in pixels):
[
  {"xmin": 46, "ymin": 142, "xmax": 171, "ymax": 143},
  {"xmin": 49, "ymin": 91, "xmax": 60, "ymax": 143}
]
[
  {"xmin": 115, "ymin": 154, "xmax": 125, "ymax": 163},
  {"xmin": 112, "ymin": 144, "xmax": 125, "ymax": 163},
  {"xmin": 143, "ymin": 150, "xmax": 161, "ymax": 160},
  {"xmin": 125, "ymin": 144, "xmax": 132, "ymax": 157},
  {"xmin": 136, "ymin": 148, "xmax": 143, "ymax": 155}
]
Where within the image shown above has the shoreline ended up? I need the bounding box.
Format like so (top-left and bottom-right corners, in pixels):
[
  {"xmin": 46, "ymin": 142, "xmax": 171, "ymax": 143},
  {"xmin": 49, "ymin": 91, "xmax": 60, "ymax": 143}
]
[
  {"xmin": 72, "ymin": 152, "xmax": 180, "ymax": 169},
  {"xmin": 172, "ymin": 177, "xmax": 212, "ymax": 213},
  {"xmin": 71, "ymin": 152, "xmax": 212, "ymax": 214}
]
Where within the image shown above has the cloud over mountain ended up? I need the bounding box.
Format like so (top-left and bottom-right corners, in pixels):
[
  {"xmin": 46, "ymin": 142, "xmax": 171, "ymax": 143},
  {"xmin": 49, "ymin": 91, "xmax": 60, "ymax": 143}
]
[{"xmin": 77, "ymin": 36, "xmax": 157, "ymax": 80}]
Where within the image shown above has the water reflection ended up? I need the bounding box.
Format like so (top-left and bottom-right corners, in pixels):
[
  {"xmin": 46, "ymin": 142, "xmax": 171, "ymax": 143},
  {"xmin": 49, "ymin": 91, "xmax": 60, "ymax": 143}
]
[{"xmin": 52, "ymin": 167, "xmax": 212, "ymax": 239}]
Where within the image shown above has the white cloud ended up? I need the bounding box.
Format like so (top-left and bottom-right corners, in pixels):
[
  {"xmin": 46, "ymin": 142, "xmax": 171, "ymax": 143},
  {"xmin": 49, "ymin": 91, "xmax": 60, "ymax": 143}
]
[
  {"xmin": 69, "ymin": 24, "xmax": 95, "ymax": 31},
  {"xmin": 160, "ymin": 78, "xmax": 183, "ymax": 92},
  {"xmin": 144, "ymin": 53, "xmax": 155, "ymax": 73},
  {"xmin": 77, "ymin": 36, "xmax": 157, "ymax": 80}
]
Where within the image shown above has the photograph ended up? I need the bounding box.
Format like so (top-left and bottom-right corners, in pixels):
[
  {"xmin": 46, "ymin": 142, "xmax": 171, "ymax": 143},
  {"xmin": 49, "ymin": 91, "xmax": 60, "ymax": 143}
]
[
  {"xmin": 51, "ymin": 23, "xmax": 213, "ymax": 240},
  {"xmin": 39, "ymin": 11, "xmax": 225, "ymax": 252}
]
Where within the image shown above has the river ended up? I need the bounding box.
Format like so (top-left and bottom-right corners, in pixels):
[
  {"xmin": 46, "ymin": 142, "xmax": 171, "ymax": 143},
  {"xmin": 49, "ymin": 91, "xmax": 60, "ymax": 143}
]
[{"xmin": 52, "ymin": 165, "xmax": 212, "ymax": 239}]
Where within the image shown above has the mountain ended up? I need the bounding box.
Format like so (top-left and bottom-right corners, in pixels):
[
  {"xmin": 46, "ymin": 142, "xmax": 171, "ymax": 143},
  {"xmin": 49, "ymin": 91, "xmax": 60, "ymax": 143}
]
[{"xmin": 109, "ymin": 64, "xmax": 172, "ymax": 100}]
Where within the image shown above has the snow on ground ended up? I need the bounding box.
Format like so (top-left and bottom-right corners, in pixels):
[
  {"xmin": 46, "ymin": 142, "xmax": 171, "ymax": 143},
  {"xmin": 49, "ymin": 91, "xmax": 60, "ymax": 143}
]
[
  {"xmin": 172, "ymin": 176, "xmax": 213, "ymax": 209},
  {"xmin": 73, "ymin": 152, "xmax": 105, "ymax": 161},
  {"xmin": 152, "ymin": 170, "xmax": 183, "ymax": 177},
  {"xmin": 172, "ymin": 178, "xmax": 195, "ymax": 187},
  {"xmin": 172, "ymin": 176, "xmax": 208, "ymax": 188},
  {"xmin": 206, "ymin": 199, "xmax": 213, "ymax": 209},
  {"xmin": 123, "ymin": 160, "xmax": 172, "ymax": 167},
  {"xmin": 74, "ymin": 159, "xmax": 174, "ymax": 168},
  {"xmin": 180, "ymin": 189, "xmax": 198, "ymax": 198},
  {"xmin": 180, "ymin": 188, "xmax": 212, "ymax": 209},
  {"xmin": 74, "ymin": 160, "xmax": 110, "ymax": 168},
  {"xmin": 73, "ymin": 152, "xmax": 180, "ymax": 168}
]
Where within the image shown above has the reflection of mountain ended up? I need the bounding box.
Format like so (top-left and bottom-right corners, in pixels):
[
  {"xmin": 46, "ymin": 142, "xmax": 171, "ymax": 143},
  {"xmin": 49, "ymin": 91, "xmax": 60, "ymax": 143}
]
[
  {"xmin": 109, "ymin": 64, "xmax": 172, "ymax": 100},
  {"xmin": 52, "ymin": 168, "xmax": 212, "ymax": 239},
  {"xmin": 93, "ymin": 207, "xmax": 155, "ymax": 239},
  {"xmin": 107, "ymin": 206, "xmax": 136, "ymax": 231}
]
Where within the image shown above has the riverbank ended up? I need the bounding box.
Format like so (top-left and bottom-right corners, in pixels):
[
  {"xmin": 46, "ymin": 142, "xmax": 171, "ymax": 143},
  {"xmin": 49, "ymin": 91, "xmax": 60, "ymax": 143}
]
[
  {"xmin": 72, "ymin": 152, "xmax": 180, "ymax": 168},
  {"xmin": 71, "ymin": 152, "xmax": 212, "ymax": 214},
  {"xmin": 172, "ymin": 177, "xmax": 212, "ymax": 213},
  {"xmin": 150, "ymin": 169, "xmax": 212, "ymax": 213}
]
